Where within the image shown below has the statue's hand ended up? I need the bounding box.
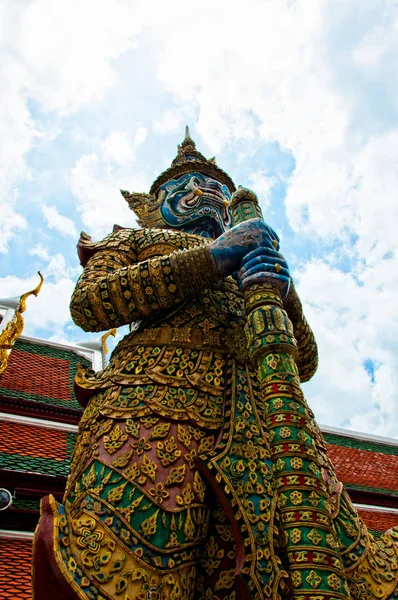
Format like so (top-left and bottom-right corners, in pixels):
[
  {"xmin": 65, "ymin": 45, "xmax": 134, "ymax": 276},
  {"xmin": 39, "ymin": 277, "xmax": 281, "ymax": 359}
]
[
  {"xmin": 210, "ymin": 218, "xmax": 280, "ymax": 277},
  {"xmin": 237, "ymin": 246, "xmax": 291, "ymax": 298}
]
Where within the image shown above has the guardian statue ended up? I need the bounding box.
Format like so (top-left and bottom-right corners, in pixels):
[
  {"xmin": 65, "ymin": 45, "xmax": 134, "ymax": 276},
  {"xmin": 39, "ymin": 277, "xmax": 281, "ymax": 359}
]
[{"xmin": 33, "ymin": 129, "xmax": 398, "ymax": 600}]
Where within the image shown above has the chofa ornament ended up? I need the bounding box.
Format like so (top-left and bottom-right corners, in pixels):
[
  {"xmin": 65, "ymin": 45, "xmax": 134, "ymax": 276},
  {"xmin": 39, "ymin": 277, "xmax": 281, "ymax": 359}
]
[
  {"xmin": 32, "ymin": 129, "xmax": 398, "ymax": 600},
  {"xmin": 0, "ymin": 271, "xmax": 44, "ymax": 376}
]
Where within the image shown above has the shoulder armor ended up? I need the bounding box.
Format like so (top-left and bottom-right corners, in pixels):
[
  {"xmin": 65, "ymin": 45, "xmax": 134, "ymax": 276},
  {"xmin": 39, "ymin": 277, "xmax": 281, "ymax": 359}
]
[
  {"xmin": 77, "ymin": 227, "xmax": 210, "ymax": 267},
  {"xmin": 77, "ymin": 227, "xmax": 140, "ymax": 267}
]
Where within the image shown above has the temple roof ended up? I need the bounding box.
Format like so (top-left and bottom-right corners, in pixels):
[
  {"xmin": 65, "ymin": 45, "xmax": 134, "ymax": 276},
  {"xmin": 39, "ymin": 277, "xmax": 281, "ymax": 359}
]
[
  {"xmin": 0, "ymin": 537, "xmax": 32, "ymax": 600},
  {"xmin": 357, "ymin": 508, "xmax": 398, "ymax": 535},
  {"xmin": 324, "ymin": 431, "xmax": 398, "ymax": 497},
  {"xmin": 0, "ymin": 420, "xmax": 74, "ymax": 478},
  {"xmin": 0, "ymin": 337, "xmax": 92, "ymax": 422}
]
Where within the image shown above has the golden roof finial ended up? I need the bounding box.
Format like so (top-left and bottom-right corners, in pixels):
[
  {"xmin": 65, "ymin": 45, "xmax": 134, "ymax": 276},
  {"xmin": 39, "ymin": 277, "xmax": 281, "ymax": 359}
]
[
  {"xmin": 101, "ymin": 328, "xmax": 117, "ymax": 368},
  {"xmin": 101, "ymin": 328, "xmax": 117, "ymax": 356},
  {"xmin": 0, "ymin": 272, "xmax": 44, "ymax": 375}
]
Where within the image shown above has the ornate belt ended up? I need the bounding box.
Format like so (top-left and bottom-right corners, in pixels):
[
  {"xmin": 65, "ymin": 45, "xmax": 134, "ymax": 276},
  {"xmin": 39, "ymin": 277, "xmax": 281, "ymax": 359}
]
[
  {"xmin": 117, "ymin": 325, "xmax": 227, "ymax": 352},
  {"xmin": 115, "ymin": 323, "xmax": 251, "ymax": 363}
]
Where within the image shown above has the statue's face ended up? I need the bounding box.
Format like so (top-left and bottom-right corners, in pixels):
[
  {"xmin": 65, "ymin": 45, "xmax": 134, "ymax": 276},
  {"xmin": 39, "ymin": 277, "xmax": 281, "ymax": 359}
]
[{"xmin": 159, "ymin": 172, "xmax": 231, "ymax": 238}]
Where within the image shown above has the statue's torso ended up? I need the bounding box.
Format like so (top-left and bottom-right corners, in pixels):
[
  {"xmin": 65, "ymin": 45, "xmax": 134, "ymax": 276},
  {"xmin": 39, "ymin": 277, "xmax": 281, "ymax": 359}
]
[
  {"xmin": 74, "ymin": 230, "xmax": 253, "ymax": 433},
  {"xmin": 58, "ymin": 230, "xmax": 270, "ymax": 599}
]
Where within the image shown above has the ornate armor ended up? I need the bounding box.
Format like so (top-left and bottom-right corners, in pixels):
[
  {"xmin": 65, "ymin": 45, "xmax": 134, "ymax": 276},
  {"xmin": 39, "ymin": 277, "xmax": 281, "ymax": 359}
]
[{"xmin": 33, "ymin": 130, "xmax": 398, "ymax": 600}]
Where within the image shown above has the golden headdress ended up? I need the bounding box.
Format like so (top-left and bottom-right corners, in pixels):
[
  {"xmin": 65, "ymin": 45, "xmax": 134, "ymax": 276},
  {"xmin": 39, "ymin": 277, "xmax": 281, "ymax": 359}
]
[{"xmin": 121, "ymin": 127, "xmax": 236, "ymax": 228}]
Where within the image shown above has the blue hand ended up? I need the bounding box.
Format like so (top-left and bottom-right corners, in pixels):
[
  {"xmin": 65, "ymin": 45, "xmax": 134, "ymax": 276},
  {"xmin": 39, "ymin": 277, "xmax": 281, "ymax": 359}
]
[
  {"xmin": 237, "ymin": 246, "xmax": 291, "ymax": 298},
  {"xmin": 210, "ymin": 218, "xmax": 280, "ymax": 277}
]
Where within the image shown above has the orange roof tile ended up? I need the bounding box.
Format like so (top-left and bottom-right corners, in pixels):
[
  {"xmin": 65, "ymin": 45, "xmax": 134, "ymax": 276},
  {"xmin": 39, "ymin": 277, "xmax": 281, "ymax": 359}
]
[
  {"xmin": 357, "ymin": 508, "xmax": 398, "ymax": 532},
  {"xmin": 0, "ymin": 338, "xmax": 91, "ymax": 413},
  {"xmin": 327, "ymin": 444, "xmax": 398, "ymax": 493},
  {"xmin": 0, "ymin": 348, "xmax": 72, "ymax": 400},
  {"xmin": 0, "ymin": 421, "xmax": 74, "ymax": 477},
  {"xmin": 0, "ymin": 421, "xmax": 68, "ymax": 461},
  {"xmin": 0, "ymin": 538, "xmax": 32, "ymax": 600}
]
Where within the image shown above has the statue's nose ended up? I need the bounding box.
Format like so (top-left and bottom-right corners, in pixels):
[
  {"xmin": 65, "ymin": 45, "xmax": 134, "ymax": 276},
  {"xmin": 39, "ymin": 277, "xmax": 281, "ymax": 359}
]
[
  {"xmin": 205, "ymin": 179, "xmax": 222, "ymax": 192},
  {"xmin": 201, "ymin": 179, "xmax": 225, "ymax": 198}
]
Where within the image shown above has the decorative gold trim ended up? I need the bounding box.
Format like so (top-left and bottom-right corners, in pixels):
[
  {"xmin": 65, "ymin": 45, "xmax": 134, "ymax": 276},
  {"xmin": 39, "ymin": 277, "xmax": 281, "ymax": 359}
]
[{"xmin": 0, "ymin": 272, "xmax": 44, "ymax": 375}]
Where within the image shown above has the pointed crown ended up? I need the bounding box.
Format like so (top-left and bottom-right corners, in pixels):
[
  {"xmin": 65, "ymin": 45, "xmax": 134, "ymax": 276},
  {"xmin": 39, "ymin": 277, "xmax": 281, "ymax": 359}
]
[{"xmin": 149, "ymin": 126, "xmax": 236, "ymax": 195}]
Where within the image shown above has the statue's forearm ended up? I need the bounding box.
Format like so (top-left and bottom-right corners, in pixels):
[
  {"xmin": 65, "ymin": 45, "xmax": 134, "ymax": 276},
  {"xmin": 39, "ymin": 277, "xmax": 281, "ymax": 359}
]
[{"xmin": 70, "ymin": 245, "xmax": 218, "ymax": 332}]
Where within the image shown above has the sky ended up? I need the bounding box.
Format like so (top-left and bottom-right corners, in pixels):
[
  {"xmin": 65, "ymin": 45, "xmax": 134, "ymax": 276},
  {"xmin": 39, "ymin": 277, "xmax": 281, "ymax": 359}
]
[{"xmin": 0, "ymin": 0, "xmax": 397, "ymax": 437}]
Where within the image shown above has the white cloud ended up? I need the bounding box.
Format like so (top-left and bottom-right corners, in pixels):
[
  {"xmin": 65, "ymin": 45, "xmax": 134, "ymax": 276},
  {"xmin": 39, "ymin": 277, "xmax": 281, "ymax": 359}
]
[
  {"xmin": 29, "ymin": 243, "xmax": 50, "ymax": 260},
  {"xmin": 0, "ymin": 204, "xmax": 27, "ymax": 253},
  {"xmin": 147, "ymin": 0, "xmax": 398, "ymax": 244},
  {"xmin": 296, "ymin": 257, "xmax": 398, "ymax": 437},
  {"xmin": 101, "ymin": 128, "xmax": 147, "ymax": 167},
  {"xmin": 70, "ymin": 128, "xmax": 149, "ymax": 238},
  {"xmin": 352, "ymin": 17, "xmax": 398, "ymax": 72},
  {"xmin": 154, "ymin": 109, "xmax": 185, "ymax": 134},
  {"xmin": 0, "ymin": 59, "xmax": 37, "ymax": 251},
  {"xmin": 41, "ymin": 205, "xmax": 78, "ymax": 238},
  {"xmin": 247, "ymin": 171, "xmax": 278, "ymax": 209},
  {"xmin": 133, "ymin": 127, "xmax": 148, "ymax": 150},
  {"xmin": 101, "ymin": 132, "xmax": 135, "ymax": 167},
  {"xmin": 45, "ymin": 253, "xmax": 80, "ymax": 280},
  {"xmin": 0, "ymin": 0, "xmax": 146, "ymax": 253},
  {"xmin": 13, "ymin": 0, "xmax": 141, "ymax": 115}
]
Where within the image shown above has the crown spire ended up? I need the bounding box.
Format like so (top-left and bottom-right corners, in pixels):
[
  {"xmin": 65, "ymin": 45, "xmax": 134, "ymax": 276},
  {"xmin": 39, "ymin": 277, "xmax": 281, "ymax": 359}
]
[
  {"xmin": 147, "ymin": 127, "xmax": 235, "ymax": 194},
  {"xmin": 179, "ymin": 125, "xmax": 197, "ymax": 152}
]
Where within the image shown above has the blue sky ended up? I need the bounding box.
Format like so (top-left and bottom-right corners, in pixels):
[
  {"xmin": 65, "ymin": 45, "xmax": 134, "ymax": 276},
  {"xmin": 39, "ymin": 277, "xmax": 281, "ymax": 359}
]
[{"xmin": 1, "ymin": 0, "xmax": 398, "ymax": 437}]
